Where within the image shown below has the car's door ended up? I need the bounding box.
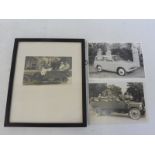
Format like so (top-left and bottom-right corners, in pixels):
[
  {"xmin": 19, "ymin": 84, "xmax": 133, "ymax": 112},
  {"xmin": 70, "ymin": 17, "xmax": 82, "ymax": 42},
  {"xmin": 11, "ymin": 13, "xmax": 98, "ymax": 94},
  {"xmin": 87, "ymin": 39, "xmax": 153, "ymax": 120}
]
[
  {"xmin": 95, "ymin": 57, "xmax": 105, "ymax": 69},
  {"xmin": 103, "ymin": 58, "xmax": 115, "ymax": 72},
  {"xmin": 112, "ymin": 101, "xmax": 127, "ymax": 111}
]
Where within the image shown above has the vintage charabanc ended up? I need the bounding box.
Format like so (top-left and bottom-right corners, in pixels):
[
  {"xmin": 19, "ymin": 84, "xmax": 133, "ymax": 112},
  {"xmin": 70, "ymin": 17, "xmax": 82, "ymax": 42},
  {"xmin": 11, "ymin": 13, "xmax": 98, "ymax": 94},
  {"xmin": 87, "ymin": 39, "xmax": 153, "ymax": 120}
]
[
  {"xmin": 23, "ymin": 70, "xmax": 71, "ymax": 85},
  {"xmin": 90, "ymin": 97, "xmax": 145, "ymax": 120}
]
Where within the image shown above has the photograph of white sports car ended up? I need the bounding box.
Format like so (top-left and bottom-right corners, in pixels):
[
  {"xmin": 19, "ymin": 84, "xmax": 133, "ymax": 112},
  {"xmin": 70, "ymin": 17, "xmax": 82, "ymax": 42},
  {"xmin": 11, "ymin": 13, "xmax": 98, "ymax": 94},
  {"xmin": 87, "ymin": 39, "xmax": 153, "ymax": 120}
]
[
  {"xmin": 94, "ymin": 55, "xmax": 138, "ymax": 76},
  {"xmin": 89, "ymin": 43, "xmax": 145, "ymax": 78}
]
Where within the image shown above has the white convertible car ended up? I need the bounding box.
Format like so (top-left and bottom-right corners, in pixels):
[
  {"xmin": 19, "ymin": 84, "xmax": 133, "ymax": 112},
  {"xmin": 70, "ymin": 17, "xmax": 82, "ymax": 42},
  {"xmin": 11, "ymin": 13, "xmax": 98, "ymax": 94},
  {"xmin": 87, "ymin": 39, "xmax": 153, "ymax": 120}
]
[{"xmin": 94, "ymin": 55, "xmax": 138, "ymax": 76}]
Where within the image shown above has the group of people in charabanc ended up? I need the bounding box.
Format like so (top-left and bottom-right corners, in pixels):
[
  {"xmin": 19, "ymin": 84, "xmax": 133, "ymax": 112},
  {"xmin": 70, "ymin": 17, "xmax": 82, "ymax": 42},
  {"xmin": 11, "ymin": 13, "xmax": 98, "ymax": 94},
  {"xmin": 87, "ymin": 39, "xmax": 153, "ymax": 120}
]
[
  {"xmin": 92, "ymin": 87, "xmax": 133, "ymax": 103},
  {"xmin": 40, "ymin": 60, "xmax": 70, "ymax": 76}
]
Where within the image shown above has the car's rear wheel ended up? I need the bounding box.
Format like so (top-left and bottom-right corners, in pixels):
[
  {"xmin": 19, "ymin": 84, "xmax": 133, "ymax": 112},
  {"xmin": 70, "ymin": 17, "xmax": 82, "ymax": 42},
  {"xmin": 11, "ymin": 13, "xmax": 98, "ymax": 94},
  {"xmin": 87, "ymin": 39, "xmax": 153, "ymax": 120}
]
[
  {"xmin": 129, "ymin": 108, "xmax": 141, "ymax": 120},
  {"xmin": 117, "ymin": 67, "xmax": 126, "ymax": 76},
  {"xmin": 96, "ymin": 65, "xmax": 102, "ymax": 72}
]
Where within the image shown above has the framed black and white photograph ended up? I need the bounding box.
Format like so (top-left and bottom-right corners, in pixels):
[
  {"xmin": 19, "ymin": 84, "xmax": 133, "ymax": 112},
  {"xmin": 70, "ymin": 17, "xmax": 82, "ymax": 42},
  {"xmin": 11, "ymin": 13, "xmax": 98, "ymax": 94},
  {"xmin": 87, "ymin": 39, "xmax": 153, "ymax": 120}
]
[
  {"xmin": 89, "ymin": 43, "xmax": 145, "ymax": 78},
  {"xmin": 5, "ymin": 38, "xmax": 86, "ymax": 127},
  {"xmin": 23, "ymin": 56, "xmax": 72, "ymax": 85}
]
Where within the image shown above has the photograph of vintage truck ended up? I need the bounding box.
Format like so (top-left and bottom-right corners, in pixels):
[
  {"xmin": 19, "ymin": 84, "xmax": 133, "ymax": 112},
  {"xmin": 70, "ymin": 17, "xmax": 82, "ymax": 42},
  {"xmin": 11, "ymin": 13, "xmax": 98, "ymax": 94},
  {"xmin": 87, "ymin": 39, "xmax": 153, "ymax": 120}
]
[
  {"xmin": 23, "ymin": 56, "xmax": 72, "ymax": 85},
  {"xmin": 89, "ymin": 82, "xmax": 145, "ymax": 120},
  {"xmin": 89, "ymin": 43, "xmax": 145, "ymax": 78}
]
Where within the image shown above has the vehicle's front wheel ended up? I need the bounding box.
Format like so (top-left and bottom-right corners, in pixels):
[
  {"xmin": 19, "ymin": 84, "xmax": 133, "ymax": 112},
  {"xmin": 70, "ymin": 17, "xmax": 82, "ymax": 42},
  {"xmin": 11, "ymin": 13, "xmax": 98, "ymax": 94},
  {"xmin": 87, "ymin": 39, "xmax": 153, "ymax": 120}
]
[
  {"xmin": 117, "ymin": 67, "xmax": 126, "ymax": 76},
  {"xmin": 96, "ymin": 65, "xmax": 102, "ymax": 72},
  {"xmin": 129, "ymin": 108, "xmax": 141, "ymax": 120}
]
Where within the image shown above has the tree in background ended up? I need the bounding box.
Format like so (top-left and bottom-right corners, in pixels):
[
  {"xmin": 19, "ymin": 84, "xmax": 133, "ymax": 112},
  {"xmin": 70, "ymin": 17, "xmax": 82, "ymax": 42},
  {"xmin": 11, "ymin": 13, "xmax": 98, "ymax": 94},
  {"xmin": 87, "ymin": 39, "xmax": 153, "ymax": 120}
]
[
  {"xmin": 126, "ymin": 82, "xmax": 144, "ymax": 102},
  {"xmin": 89, "ymin": 83, "xmax": 107, "ymax": 98},
  {"xmin": 111, "ymin": 43, "xmax": 133, "ymax": 61},
  {"xmin": 89, "ymin": 43, "xmax": 107, "ymax": 65},
  {"xmin": 89, "ymin": 43, "xmax": 134, "ymax": 65},
  {"xmin": 108, "ymin": 85, "xmax": 122, "ymax": 96},
  {"xmin": 89, "ymin": 84, "xmax": 122, "ymax": 98}
]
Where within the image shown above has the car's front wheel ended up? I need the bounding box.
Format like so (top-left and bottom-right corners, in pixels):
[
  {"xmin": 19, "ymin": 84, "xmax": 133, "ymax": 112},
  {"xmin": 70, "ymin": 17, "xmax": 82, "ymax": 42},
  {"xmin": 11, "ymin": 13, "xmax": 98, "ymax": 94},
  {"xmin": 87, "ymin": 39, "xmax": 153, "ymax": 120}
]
[
  {"xmin": 96, "ymin": 65, "xmax": 102, "ymax": 72},
  {"xmin": 129, "ymin": 108, "xmax": 141, "ymax": 120},
  {"xmin": 117, "ymin": 67, "xmax": 126, "ymax": 76}
]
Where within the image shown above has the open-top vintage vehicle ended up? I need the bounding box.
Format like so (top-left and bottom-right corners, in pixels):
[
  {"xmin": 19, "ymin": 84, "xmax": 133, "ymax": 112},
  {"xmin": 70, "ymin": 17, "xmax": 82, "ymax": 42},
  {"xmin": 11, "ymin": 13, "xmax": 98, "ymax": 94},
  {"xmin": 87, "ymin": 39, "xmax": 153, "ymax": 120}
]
[
  {"xmin": 23, "ymin": 70, "xmax": 71, "ymax": 85},
  {"xmin": 90, "ymin": 97, "xmax": 145, "ymax": 120}
]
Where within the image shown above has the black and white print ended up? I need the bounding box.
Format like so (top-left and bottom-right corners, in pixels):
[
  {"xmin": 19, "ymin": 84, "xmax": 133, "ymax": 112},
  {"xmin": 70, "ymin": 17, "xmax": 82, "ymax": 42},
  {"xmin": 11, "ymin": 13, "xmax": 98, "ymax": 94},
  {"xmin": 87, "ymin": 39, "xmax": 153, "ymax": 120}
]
[
  {"xmin": 23, "ymin": 56, "xmax": 72, "ymax": 85},
  {"xmin": 89, "ymin": 82, "xmax": 145, "ymax": 120},
  {"xmin": 89, "ymin": 43, "xmax": 145, "ymax": 78}
]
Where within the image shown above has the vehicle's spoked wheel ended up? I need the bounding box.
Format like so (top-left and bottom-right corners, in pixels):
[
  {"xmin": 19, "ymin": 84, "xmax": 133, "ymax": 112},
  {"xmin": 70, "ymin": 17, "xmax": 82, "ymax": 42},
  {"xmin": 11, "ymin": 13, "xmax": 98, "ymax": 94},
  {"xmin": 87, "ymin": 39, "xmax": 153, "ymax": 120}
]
[
  {"xmin": 117, "ymin": 68, "xmax": 126, "ymax": 76},
  {"xmin": 129, "ymin": 108, "xmax": 141, "ymax": 120},
  {"xmin": 97, "ymin": 65, "xmax": 102, "ymax": 72}
]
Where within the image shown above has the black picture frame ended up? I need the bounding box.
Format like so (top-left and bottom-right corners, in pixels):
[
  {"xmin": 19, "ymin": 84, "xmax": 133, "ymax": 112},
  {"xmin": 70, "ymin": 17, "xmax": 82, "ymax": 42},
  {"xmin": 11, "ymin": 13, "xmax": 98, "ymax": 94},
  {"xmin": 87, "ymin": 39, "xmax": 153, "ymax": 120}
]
[{"xmin": 4, "ymin": 38, "xmax": 87, "ymax": 127}]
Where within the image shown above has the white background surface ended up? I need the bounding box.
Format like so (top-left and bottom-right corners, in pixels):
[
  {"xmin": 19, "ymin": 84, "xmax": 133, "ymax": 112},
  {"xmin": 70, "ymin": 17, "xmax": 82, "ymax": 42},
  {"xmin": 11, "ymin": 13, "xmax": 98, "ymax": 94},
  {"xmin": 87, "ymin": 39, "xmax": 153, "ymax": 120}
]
[{"xmin": 0, "ymin": 19, "xmax": 155, "ymax": 134}]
